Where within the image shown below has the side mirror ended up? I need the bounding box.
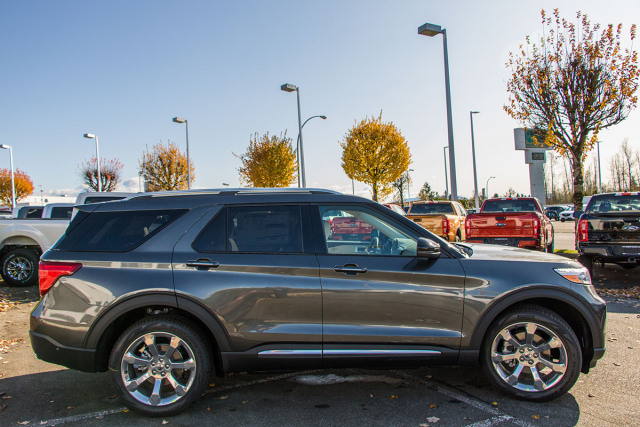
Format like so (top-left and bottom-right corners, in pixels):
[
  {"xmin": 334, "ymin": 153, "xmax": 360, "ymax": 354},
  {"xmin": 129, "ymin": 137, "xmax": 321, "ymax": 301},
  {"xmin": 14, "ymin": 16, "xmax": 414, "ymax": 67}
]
[{"xmin": 417, "ymin": 237, "xmax": 441, "ymax": 259}]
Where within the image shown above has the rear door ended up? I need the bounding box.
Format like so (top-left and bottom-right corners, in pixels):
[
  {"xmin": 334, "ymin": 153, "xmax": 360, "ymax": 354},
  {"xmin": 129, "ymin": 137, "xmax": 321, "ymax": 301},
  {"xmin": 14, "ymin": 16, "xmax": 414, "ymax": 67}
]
[
  {"xmin": 172, "ymin": 204, "xmax": 322, "ymax": 366},
  {"xmin": 313, "ymin": 204, "xmax": 466, "ymax": 364}
]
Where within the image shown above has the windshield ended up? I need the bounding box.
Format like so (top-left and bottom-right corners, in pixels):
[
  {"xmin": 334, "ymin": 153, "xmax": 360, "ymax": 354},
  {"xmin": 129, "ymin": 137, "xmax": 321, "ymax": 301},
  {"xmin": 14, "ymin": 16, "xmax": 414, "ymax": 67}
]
[
  {"xmin": 586, "ymin": 195, "xmax": 640, "ymax": 213},
  {"xmin": 410, "ymin": 203, "xmax": 454, "ymax": 214},
  {"xmin": 482, "ymin": 200, "xmax": 538, "ymax": 213}
]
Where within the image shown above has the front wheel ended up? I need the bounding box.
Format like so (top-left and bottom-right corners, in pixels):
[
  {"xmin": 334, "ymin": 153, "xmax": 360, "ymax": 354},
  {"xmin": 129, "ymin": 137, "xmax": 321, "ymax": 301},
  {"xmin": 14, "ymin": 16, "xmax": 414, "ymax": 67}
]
[
  {"xmin": 109, "ymin": 317, "xmax": 211, "ymax": 417},
  {"xmin": 481, "ymin": 305, "xmax": 582, "ymax": 401},
  {"xmin": 1, "ymin": 248, "xmax": 39, "ymax": 286}
]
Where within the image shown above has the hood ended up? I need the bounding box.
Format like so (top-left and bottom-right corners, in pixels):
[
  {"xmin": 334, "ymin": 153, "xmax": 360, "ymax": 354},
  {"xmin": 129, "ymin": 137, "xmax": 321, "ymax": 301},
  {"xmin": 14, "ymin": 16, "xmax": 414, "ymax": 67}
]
[{"xmin": 460, "ymin": 243, "xmax": 579, "ymax": 265}]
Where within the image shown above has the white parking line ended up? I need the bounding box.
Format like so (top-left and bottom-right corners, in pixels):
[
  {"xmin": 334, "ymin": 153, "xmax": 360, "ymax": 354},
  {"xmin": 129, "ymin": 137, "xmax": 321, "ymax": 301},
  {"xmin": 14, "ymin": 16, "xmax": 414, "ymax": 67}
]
[
  {"xmin": 465, "ymin": 415, "xmax": 514, "ymax": 427},
  {"xmin": 27, "ymin": 408, "xmax": 126, "ymax": 427},
  {"xmin": 391, "ymin": 371, "xmax": 534, "ymax": 427}
]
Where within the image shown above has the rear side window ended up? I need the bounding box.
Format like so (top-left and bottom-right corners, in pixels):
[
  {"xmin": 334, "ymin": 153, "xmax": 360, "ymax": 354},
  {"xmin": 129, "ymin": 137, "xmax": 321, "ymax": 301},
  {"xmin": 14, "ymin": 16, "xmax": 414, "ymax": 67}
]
[
  {"xmin": 193, "ymin": 206, "xmax": 303, "ymax": 253},
  {"xmin": 83, "ymin": 196, "xmax": 127, "ymax": 204},
  {"xmin": 55, "ymin": 209, "xmax": 186, "ymax": 252},
  {"xmin": 51, "ymin": 207, "xmax": 73, "ymax": 219}
]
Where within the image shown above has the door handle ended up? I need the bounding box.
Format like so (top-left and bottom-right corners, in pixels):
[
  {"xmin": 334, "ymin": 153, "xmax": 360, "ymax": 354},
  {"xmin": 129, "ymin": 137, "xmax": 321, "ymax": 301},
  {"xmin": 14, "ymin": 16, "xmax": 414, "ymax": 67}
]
[
  {"xmin": 186, "ymin": 259, "xmax": 220, "ymax": 271},
  {"xmin": 333, "ymin": 264, "xmax": 368, "ymax": 275}
]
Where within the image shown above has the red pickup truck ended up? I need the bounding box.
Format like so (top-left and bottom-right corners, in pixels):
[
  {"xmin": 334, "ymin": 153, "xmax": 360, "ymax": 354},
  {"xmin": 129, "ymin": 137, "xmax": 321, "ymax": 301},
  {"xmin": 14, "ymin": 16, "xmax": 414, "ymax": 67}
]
[{"xmin": 465, "ymin": 197, "xmax": 554, "ymax": 252}]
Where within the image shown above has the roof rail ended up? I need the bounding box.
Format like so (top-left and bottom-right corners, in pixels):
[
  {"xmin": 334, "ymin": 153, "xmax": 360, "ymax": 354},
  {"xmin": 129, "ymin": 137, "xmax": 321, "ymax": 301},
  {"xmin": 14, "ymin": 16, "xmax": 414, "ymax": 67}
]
[{"xmin": 141, "ymin": 188, "xmax": 343, "ymax": 198}]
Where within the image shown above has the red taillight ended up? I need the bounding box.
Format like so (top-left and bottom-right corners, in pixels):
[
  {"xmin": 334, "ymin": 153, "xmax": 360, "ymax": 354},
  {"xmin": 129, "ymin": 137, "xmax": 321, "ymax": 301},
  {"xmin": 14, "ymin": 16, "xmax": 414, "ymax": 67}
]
[
  {"xmin": 442, "ymin": 217, "xmax": 450, "ymax": 235},
  {"xmin": 39, "ymin": 261, "xmax": 82, "ymax": 296},
  {"xmin": 465, "ymin": 218, "xmax": 470, "ymax": 236},
  {"xmin": 578, "ymin": 219, "xmax": 589, "ymax": 242},
  {"xmin": 534, "ymin": 217, "xmax": 540, "ymax": 237}
]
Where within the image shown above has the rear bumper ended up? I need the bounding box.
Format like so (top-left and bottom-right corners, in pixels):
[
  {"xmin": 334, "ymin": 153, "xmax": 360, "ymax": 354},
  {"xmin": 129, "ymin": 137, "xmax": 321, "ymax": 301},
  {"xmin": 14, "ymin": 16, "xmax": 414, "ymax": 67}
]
[
  {"xmin": 578, "ymin": 243, "xmax": 640, "ymax": 262},
  {"xmin": 30, "ymin": 331, "xmax": 98, "ymax": 372},
  {"xmin": 466, "ymin": 237, "xmax": 542, "ymax": 249}
]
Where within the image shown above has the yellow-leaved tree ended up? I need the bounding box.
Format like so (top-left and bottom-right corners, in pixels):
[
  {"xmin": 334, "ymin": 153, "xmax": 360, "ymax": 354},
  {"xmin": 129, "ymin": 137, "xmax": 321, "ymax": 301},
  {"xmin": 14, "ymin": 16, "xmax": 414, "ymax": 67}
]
[
  {"xmin": 341, "ymin": 113, "xmax": 411, "ymax": 201},
  {"xmin": 237, "ymin": 132, "xmax": 297, "ymax": 187},
  {"xmin": 505, "ymin": 9, "xmax": 639, "ymax": 210},
  {"xmin": 0, "ymin": 168, "xmax": 34, "ymax": 208},
  {"xmin": 139, "ymin": 141, "xmax": 194, "ymax": 191}
]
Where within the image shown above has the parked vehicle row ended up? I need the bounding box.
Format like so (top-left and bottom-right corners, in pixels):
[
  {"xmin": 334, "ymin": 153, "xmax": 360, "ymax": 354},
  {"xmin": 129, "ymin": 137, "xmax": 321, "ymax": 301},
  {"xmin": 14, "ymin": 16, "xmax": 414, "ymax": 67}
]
[
  {"xmin": 30, "ymin": 188, "xmax": 606, "ymax": 416},
  {"xmin": 406, "ymin": 201, "xmax": 467, "ymax": 242}
]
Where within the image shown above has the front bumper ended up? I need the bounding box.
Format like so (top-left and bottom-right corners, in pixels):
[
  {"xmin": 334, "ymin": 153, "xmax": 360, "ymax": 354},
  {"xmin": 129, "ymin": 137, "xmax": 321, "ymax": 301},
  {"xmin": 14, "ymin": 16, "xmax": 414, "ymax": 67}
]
[{"xmin": 30, "ymin": 331, "xmax": 98, "ymax": 372}]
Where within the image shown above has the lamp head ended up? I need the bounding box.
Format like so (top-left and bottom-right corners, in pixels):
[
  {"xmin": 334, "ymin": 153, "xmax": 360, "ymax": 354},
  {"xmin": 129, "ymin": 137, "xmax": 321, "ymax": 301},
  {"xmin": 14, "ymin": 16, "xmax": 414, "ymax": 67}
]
[
  {"xmin": 172, "ymin": 117, "xmax": 186, "ymax": 124},
  {"xmin": 320, "ymin": 116, "xmax": 327, "ymax": 119},
  {"xmin": 418, "ymin": 23, "xmax": 443, "ymax": 37},
  {"xmin": 471, "ymin": 111, "xmax": 480, "ymax": 114},
  {"xmin": 280, "ymin": 83, "xmax": 297, "ymax": 92},
  {"xmin": 0, "ymin": 144, "xmax": 10, "ymax": 150},
  {"xmin": 83, "ymin": 133, "xmax": 96, "ymax": 139}
]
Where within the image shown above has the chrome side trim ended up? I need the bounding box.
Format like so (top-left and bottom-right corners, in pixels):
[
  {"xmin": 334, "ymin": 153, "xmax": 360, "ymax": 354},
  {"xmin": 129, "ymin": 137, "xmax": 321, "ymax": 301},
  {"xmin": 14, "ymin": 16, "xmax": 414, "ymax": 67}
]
[{"xmin": 258, "ymin": 349, "xmax": 441, "ymax": 356}]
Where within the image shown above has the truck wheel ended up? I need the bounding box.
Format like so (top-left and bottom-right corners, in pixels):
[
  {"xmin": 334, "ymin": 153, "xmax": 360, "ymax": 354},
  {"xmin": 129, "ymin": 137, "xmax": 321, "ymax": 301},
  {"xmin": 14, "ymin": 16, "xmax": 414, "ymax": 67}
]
[
  {"xmin": 577, "ymin": 255, "xmax": 593, "ymax": 276},
  {"xmin": 546, "ymin": 240, "xmax": 554, "ymax": 254},
  {"xmin": 481, "ymin": 305, "xmax": 582, "ymax": 401},
  {"xmin": 109, "ymin": 317, "xmax": 211, "ymax": 417},
  {"xmin": 1, "ymin": 248, "xmax": 39, "ymax": 287},
  {"xmin": 455, "ymin": 231, "xmax": 462, "ymax": 242}
]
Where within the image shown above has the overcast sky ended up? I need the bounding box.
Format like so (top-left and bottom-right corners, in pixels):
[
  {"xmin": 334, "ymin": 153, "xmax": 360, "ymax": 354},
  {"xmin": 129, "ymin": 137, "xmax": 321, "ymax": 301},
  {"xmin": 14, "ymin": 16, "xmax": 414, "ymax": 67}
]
[{"xmin": 1, "ymin": 0, "xmax": 639, "ymax": 200}]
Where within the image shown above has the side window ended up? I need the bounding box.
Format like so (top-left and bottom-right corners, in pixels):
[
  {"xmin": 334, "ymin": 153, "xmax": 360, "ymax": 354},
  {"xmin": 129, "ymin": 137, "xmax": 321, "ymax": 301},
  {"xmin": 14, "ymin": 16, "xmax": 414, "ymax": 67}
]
[
  {"xmin": 318, "ymin": 206, "xmax": 417, "ymax": 256},
  {"xmin": 194, "ymin": 206, "xmax": 303, "ymax": 254}
]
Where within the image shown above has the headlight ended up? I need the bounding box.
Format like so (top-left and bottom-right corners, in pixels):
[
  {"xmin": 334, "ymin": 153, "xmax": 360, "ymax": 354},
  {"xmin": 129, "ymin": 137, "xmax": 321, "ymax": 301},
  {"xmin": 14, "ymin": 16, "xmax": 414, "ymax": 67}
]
[{"xmin": 554, "ymin": 267, "xmax": 592, "ymax": 285}]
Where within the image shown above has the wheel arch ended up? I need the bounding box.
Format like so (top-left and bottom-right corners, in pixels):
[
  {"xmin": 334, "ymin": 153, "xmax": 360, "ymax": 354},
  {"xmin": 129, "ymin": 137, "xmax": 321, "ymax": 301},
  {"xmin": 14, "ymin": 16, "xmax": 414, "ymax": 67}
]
[
  {"xmin": 86, "ymin": 292, "xmax": 232, "ymax": 374},
  {"xmin": 467, "ymin": 288, "xmax": 602, "ymax": 373}
]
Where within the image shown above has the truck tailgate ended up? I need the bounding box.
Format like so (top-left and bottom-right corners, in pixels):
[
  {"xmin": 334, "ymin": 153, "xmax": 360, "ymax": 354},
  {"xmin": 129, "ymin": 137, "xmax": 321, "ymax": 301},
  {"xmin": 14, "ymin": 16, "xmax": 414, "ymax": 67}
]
[
  {"xmin": 585, "ymin": 213, "xmax": 640, "ymax": 246},
  {"xmin": 408, "ymin": 214, "xmax": 444, "ymax": 234},
  {"xmin": 467, "ymin": 212, "xmax": 538, "ymax": 238}
]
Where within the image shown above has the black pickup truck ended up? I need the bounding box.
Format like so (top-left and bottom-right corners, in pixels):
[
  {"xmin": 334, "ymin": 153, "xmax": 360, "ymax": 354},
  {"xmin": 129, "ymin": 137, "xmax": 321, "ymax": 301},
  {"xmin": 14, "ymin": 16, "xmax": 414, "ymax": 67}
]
[{"xmin": 576, "ymin": 192, "xmax": 640, "ymax": 275}]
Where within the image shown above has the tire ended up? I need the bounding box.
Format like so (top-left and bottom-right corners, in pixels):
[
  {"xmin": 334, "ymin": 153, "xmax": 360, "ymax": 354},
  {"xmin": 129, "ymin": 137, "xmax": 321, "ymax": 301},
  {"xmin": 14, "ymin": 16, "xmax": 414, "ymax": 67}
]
[
  {"xmin": 577, "ymin": 255, "xmax": 594, "ymax": 277},
  {"xmin": 109, "ymin": 317, "xmax": 211, "ymax": 417},
  {"xmin": 455, "ymin": 231, "xmax": 462, "ymax": 242},
  {"xmin": 481, "ymin": 305, "xmax": 582, "ymax": 401},
  {"xmin": 546, "ymin": 239, "xmax": 554, "ymax": 254},
  {"xmin": 1, "ymin": 248, "xmax": 38, "ymax": 287}
]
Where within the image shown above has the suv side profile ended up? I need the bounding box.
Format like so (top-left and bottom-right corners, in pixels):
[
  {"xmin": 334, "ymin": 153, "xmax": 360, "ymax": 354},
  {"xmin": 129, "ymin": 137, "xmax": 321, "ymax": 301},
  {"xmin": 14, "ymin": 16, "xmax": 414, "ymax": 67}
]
[{"xmin": 30, "ymin": 189, "xmax": 606, "ymax": 416}]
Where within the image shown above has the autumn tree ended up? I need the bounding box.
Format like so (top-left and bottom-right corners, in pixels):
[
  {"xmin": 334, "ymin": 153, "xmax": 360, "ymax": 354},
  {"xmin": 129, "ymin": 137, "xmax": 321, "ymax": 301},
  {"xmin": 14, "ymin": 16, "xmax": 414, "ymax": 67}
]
[
  {"xmin": 505, "ymin": 9, "xmax": 640, "ymax": 210},
  {"xmin": 0, "ymin": 168, "xmax": 34, "ymax": 208},
  {"xmin": 237, "ymin": 132, "xmax": 297, "ymax": 187},
  {"xmin": 79, "ymin": 158, "xmax": 124, "ymax": 192},
  {"xmin": 341, "ymin": 114, "xmax": 411, "ymax": 201},
  {"xmin": 139, "ymin": 141, "xmax": 194, "ymax": 191}
]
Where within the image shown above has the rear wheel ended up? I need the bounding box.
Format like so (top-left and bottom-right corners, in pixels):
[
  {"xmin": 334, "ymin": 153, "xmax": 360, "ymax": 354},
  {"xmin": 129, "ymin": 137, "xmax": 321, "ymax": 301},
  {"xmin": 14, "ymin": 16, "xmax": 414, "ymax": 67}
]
[
  {"xmin": 546, "ymin": 239, "xmax": 554, "ymax": 254},
  {"xmin": 109, "ymin": 317, "xmax": 211, "ymax": 417},
  {"xmin": 481, "ymin": 305, "xmax": 581, "ymax": 401},
  {"xmin": 455, "ymin": 231, "xmax": 462, "ymax": 242},
  {"xmin": 1, "ymin": 248, "xmax": 38, "ymax": 287}
]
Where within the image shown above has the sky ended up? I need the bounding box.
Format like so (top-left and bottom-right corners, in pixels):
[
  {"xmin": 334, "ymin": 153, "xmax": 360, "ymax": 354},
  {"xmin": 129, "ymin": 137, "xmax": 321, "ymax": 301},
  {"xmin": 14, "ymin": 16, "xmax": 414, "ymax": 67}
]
[{"xmin": 1, "ymin": 0, "xmax": 639, "ymax": 201}]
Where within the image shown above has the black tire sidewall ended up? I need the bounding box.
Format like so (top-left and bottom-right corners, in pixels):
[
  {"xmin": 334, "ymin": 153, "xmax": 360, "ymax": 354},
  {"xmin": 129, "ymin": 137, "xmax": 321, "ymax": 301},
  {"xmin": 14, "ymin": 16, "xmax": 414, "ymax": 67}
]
[
  {"xmin": 1, "ymin": 248, "xmax": 38, "ymax": 287},
  {"xmin": 108, "ymin": 317, "xmax": 211, "ymax": 417},
  {"xmin": 480, "ymin": 306, "xmax": 582, "ymax": 401}
]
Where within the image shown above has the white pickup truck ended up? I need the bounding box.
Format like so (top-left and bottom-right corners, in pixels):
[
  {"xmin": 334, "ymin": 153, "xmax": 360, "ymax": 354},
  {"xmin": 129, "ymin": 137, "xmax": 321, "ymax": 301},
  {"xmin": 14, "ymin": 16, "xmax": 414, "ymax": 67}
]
[{"xmin": 0, "ymin": 192, "xmax": 135, "ymax": 286}]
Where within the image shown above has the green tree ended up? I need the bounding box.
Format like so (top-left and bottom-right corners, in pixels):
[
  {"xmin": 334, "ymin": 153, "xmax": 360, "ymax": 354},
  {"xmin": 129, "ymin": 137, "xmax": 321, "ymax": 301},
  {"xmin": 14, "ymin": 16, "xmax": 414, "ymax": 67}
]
[
  {"xmin": 237, "ymin": 132, "xmax": 297, "ymax": 187},
  {"xmin": 417, "ymin": 182, "xmax": 437, "ymax": 201},
  {"xmin": 0, "ymin": 168, "xmax": 33, "ymax": 208},
  {"xmin": 341, "ymin": 113, "xmax": 411, "ymax": 201},
  {"xmin": 139, "ymin": 141, "xmax": 194, "ymax": 191},
  {"xmin": 505, "ymin": 9, "xmax": 640, "ymax": 210}
]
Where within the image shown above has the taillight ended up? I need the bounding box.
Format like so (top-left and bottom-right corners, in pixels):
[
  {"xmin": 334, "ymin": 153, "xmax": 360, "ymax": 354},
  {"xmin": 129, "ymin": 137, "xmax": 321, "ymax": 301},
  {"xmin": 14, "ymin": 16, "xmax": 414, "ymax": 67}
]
[
  {"xmin": 39, "ymin": 261, "xmax": 82, "ymax": 296},
  {"xmin": 534, "ymin": 218, "xmax": 540, "ymax": 237},
  {"xmin": 578, "ymin": 219, "xmax": 589, "ymax": 242},
  {"xmin": 442, "ymin": 217, "xmax": 450, "ymax": 235},
  {"xmin": 465, "ymin": 218, "xmax": 470, "ymax": 236}
]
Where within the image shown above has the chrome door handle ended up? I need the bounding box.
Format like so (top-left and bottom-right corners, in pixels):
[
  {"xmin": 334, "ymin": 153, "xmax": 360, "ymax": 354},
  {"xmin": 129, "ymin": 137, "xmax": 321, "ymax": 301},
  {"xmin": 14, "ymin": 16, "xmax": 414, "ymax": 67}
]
[
  {"xmin": 186, "ymin": 259, "xmax": 220, "ymax": 271},
  {"xmin": 333, "ymin": 264, "xmax": 368, "ymax": 275}
]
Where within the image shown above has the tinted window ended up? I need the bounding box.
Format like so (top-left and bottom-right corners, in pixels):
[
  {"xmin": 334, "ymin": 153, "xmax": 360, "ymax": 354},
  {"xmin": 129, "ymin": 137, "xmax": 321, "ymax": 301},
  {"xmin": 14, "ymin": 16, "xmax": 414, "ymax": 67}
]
[
  {"xmin": 193, "ymin": 206, "xmax": 303, "ymax": 253},
  {"xmin": 83, "ymin": 196, "xmax": 127, "ymax": 204},
  {"xmin": 586, "ymin": 195, "xmax": 640, "ymax": 213},
  {"xmin": 482, "ymin": 200, "xmax": 538, "ymax": 213},
  {"xmin": 56, "ymin": 209, "xmax": 185, "ymax": 252},
  {"xmin": 409, "ymin": 203, "xmax": 454, "ymax": 214},
  {"xmin": 51, "ymin": 207, "xmax": 73, "ymax": 219}
]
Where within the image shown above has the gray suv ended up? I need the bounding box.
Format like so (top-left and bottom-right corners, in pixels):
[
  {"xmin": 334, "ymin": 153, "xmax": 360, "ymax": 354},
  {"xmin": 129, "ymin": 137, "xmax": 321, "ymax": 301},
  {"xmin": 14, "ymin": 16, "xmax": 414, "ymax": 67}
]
[{"xmin": 30, "ymin": 189, "xmax": 606, "ymax": 416}]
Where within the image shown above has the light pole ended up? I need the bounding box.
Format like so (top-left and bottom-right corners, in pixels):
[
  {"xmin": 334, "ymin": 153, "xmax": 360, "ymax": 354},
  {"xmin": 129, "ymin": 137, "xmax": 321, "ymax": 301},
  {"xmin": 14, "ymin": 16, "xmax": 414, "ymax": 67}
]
[
  {"xmin": 172, "ymin": 117, "xmax": 191, "ymax": 190},
  {"xmin": 281, "ymin": 83, "xmax": 306, "ymax": 187},
  {"xmin": 486, "ymin": 176, "xmax": 496, "ymax": 199},
  {"xmin": 0, "ymin": 145, "xmax": 15, "ymax": 209},
  {"xmin": 443, "ymin": 146, "xmax": 449, "ymax": 199},
  {"xmin": 470, "ymin": 111, "xmax": 480, "ymax": 210},
  {"xmin": 83, "ymin": 134, "xmax": 101, "ymax": 192},
  {"xmin": 596, "ymin": 140, "xmax": 602, "ymax": 193},
  {"xmin": 419, "ymin": 22, "xmax": 458, "ymax": 201},
  {"xmin": 38, "ymin": 185, "xmax": 44, "ymax": 204},
  {"xmin": 406, "ymin": 168, "xmax": 414, "ymax": 202},
  {"xmin": 296, "ymin": 115, "xmax": 326, "ymax": 187}
]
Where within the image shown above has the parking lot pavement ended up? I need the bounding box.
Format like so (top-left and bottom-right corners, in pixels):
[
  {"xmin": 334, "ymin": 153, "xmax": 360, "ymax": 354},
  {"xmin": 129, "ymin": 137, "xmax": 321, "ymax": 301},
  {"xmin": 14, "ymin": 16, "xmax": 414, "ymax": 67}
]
[{"xmin": 2, "ymin": 288, "xmax": 639, "ymax": 426}]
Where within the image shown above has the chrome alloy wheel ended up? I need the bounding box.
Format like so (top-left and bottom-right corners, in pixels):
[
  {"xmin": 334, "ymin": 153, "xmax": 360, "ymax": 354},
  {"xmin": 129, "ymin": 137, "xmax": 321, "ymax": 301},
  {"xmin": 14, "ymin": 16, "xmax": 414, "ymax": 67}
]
[
  {"xmin": 6, "ymin": 256, "xmax": 33, "ymax": 281},
  {"xmin": 490, "ymin": 322, "xmax": 568, "ymax": 393},
  {"xmin": 120, "ymin": 332, "xmax": 197, "ymax": 406}
]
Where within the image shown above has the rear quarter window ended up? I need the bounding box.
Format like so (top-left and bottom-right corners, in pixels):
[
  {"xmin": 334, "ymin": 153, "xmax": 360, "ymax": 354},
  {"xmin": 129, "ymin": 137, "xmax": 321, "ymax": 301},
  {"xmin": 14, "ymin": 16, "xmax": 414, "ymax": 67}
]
[{"xmin": 54, "ymin": 209, "xmax": 186, "ymax": 252}]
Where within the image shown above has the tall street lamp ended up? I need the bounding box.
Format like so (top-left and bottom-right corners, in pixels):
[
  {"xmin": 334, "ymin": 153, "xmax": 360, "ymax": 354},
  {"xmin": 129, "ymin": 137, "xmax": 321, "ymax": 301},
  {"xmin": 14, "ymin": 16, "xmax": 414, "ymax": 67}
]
[
  {"xmin": 296, "ymin": 115, "xmax": 326, "ymax": 187},
  {"xmin": 596, "ymin": 140, "xmax": 603, "ymax": 193},
  {"xmin": 83, "ymin": 134, "xmax": 101, "ymax": 192},
  {"xmin": 0, "ymin": 145, "xmax": 15, "ymax": 209},
  {"xmin": 281, "ymin": 83, "xmax": 307, "ymax": 187},
  {"xmin": 419, "ymin": 22, "xmax": 458, "ymax": 201},
  {"xmin": 470, "ymin": 111, "xmax": 480, "ymax": 210},
  {"xmin": 443, "ymin": 146, "xmax": 449, "ymax": 199},
  {"xmin": 172, "ymin": 117, "xmax": 191, "ymax": 190},
  {"xmin": 486, "ymin": 176, "xmax": 496, "ymax": 199}
]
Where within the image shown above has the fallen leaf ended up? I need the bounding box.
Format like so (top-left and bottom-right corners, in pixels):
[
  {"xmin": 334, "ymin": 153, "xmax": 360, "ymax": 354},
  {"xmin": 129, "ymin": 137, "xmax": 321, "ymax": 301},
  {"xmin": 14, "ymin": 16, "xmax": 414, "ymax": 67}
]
[
  {"xmin": 162, "ymin": 420, "xmax": 169, "ymax": 425},
  {"xmin": 531, "ymin": 414, "xmax": 540, "ymax": 420},
  {"xmin": 613, "ymin": 362, "xmax": 621, "ymax": 366},
  {"xmin": 491, "ymin": 402, "xmax": 498, "ymax": 406},
  {"xmin": 66, "ymin": 406, "xmax": 74, "ymax": 410},
  {"xmin": 429, "ymin": 404, "xmax": 437, "ymax": 408},
  {"xmin": 19, "ymin": 422, "xmax": 30, "ymax": 425},
  {"xmin": 427, "ymin": 417, "xmax": 440, "ymax": 423},
  {"xmin": 241, "ymin": 400, "xmax": 249, "ymax": 404},
  {"xmin": 1, "ymin": 395, "xmax": 12, "ymax": 400},
  {"xmin": 95, "ymin": 416, "xmax": 104, "ymax": 420},
  {"xmin": 369, "ymin": 394, "xmax": 374, "ymax": 398},
  {"xmin": 217, "ymin": 395, "xmax": 229, "ymax": 400},
  {"xmin": 390, "ymin": 395, "xmax": 398, "ymax": 399},
  {"xmin": 209, "ymin": 383, "xmax": 215, "ymax": 387},
  {"xmin": 588, "ymin": 393, "xmax": 595, "ymax": 398},
  {"xmin": 0, "ymin": 405, "xmax": 6, "ymax": 412},
  {"xmin": 123, "ymin": 409, "xmax": 130, "ymax": 413}
]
